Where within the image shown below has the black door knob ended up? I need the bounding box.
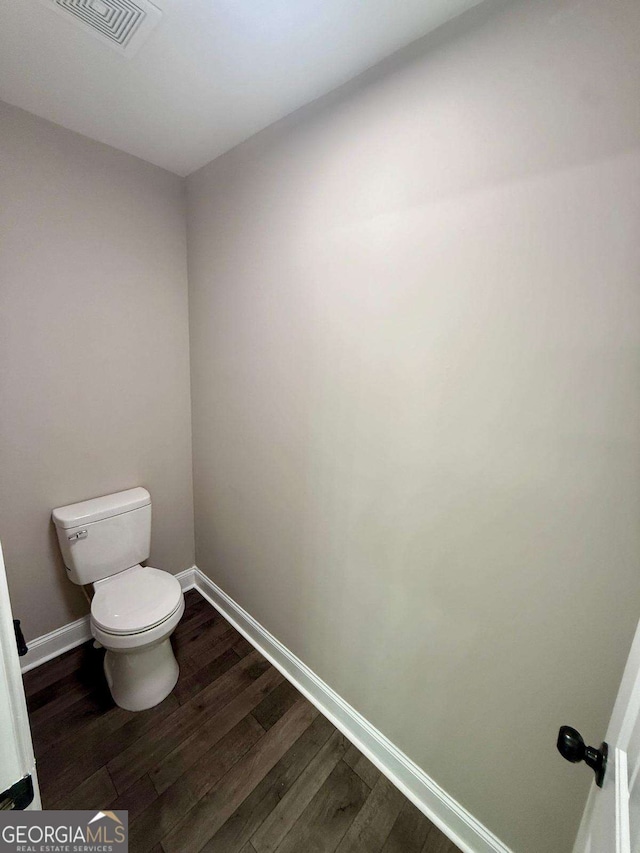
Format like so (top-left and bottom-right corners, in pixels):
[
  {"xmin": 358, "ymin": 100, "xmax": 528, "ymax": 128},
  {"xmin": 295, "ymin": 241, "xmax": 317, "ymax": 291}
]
[
  {"xmin": 13, "ymin": 619, "xmax": 28, "ymax": 657},
  {"xmin": 557, "ymin": 726, "xmax": 608, "ymax": 787}
]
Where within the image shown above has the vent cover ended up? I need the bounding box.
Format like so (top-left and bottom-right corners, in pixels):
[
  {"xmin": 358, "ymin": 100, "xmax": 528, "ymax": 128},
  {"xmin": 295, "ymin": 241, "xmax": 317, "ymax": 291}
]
[{"xmin": 45, "ymin": 0, "xmax": 162, "ymax": 56}]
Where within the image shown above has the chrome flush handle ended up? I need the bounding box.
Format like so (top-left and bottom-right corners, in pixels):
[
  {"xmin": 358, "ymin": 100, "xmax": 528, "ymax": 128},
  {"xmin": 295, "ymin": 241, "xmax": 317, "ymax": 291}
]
[{"xmin": 67, "ymin": 529, "xmax": 88, "ymax": 541}]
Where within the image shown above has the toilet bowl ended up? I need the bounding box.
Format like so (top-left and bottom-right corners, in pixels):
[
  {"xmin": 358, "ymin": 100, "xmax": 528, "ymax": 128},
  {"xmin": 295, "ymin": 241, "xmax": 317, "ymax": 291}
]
[
  {"xmin": 52, "ymin": 487, "xmax": 184, "ymax": 711},
  {"xmin": 91, "ymin": 564, "xmax": 185, "ymax": 711}
]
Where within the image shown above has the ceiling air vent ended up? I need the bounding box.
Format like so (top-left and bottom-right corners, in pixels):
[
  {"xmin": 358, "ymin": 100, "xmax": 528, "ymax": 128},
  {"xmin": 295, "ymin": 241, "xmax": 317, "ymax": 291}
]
[{"xmin": 46, "ymin": 0, "xmax": 162, "ymax": 56}]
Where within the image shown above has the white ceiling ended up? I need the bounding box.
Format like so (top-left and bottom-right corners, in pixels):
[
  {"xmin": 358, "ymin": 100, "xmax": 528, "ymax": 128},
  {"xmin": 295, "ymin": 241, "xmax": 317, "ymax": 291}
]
[{"xmin": 0, "ymin": 0, "xmax": 483, "ymax": 176}]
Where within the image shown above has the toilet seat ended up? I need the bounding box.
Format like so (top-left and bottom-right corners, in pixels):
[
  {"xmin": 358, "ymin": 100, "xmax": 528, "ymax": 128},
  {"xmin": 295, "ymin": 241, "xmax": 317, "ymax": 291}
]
[
  {"xmin": 92, "ymin": 565, "xmax": 183, "ymax": 636},
  {"xmin": 91, "ymin": 596, "xmax": 184, "ymax": 653}
]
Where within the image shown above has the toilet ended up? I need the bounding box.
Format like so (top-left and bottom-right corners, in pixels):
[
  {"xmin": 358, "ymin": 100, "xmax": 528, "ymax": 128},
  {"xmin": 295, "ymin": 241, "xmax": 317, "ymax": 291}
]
[{"xmin": 52, "ymin": 487, "xmax": 184, "ymax": 711}]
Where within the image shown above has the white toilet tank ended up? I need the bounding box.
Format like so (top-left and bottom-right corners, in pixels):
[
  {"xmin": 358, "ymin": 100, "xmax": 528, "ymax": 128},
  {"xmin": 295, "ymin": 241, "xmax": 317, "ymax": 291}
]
[{"xmin": 52, "ymin": 487, "xmax": 151, "ymax": 585}]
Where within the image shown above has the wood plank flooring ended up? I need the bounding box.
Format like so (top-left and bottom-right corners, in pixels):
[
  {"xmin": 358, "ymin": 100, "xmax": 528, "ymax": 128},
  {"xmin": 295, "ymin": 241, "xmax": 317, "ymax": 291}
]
[{"xmin": 24, "ymin": 590, "xmax": 460, "ymax": 853}]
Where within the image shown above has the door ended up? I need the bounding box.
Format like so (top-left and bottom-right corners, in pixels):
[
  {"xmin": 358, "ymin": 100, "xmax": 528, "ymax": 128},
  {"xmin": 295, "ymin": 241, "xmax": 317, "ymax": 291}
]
[
  {"xmin": 0, "ymin": 540, "xmax": 40, "ymax": 810},
  {"xmin": 572, "ymin": 615, "xmax": 640, "ymax": 852}
]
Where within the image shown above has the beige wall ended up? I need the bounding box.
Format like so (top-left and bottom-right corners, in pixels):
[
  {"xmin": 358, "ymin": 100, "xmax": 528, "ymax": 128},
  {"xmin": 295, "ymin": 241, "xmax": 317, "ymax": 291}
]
[
  {"xmin": 186, "ymin": 1, "xmax": 640, "ymax": 851},
  {"xmin": 0, "ymin": 101, "xmax": 195, "ymax": 641}
]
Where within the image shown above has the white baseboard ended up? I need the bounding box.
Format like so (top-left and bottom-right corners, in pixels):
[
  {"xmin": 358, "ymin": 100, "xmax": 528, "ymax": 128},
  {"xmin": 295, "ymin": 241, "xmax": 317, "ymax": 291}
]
[
  {"xmin": 191, "ymin": 567, "xmax": 513, "ymax": 853},
  {"xmin": 20, "ymin": 564, "xmax": 512, "ymax": 853},
  {"xmin": 20, "ymin": 615, "xmax": 92, "ymax": 674},
  {"xmin": 175, "ymin": 566, "xmax": 197, "ymax": 591},
  {"xmin": 20, "ymin": 567, "xmax": 197, "ymax": 674}
]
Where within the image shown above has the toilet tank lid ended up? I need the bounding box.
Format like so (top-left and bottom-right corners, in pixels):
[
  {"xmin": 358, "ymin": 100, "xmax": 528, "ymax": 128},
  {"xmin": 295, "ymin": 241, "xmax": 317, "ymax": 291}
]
[{"xmin": 52, "ymin": 487, "xmax": 151, "ymax": 529}]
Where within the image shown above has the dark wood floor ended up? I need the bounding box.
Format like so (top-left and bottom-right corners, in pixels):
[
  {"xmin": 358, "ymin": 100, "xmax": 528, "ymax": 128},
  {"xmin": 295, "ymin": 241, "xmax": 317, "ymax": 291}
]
[{"xmin": 24, "ymin": 590, "xmax": 460, "ymax": 853}]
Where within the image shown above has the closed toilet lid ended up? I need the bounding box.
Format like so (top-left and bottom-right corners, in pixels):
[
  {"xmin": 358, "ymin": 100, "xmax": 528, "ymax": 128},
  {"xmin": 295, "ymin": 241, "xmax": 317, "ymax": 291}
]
[{"xmin": 91, "ymin": 566, "xmax": 183, "ymax": 635}]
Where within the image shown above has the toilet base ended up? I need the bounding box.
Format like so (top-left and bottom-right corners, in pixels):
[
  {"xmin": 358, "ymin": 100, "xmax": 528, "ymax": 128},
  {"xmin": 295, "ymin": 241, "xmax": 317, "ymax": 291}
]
[{"xmin": 103, "ymin": 638, "xmax": 179, "ymax": 711}]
